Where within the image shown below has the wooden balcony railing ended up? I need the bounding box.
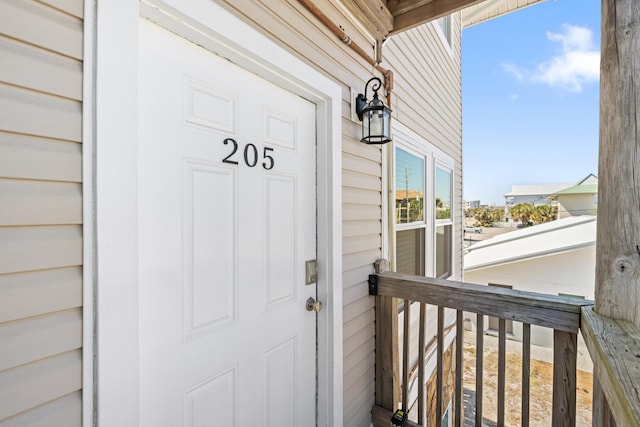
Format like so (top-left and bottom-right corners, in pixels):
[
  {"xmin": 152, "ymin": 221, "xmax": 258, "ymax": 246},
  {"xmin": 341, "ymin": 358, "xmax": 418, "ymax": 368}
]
[
  {"xmin": 369, "ymin": 271, "xmax": 593, "ymax": 427},
  {"xmin": 580, "ymin": 306, "xmax": 640, "ymax": 426}
]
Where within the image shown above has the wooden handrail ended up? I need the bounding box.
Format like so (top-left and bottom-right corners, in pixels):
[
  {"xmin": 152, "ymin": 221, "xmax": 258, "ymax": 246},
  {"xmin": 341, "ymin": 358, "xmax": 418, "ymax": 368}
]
[{"xmin": 372, "ymin": 272, "xmax": 590, "ymax": 332}]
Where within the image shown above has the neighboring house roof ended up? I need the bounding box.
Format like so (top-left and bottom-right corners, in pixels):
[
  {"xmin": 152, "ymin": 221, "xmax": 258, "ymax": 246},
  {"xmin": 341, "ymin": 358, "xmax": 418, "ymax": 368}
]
[
  {"xmin": 504, "ymin": 183, "xmax": 572, "ymax": 197},
  {"xmin": 552, "ymin": 174, "xmax": 598, "ymax": 196},
  {"xmin": 464, "ymin": 216, "xmax": 596, "ymax": 271},
  {"xmin": 395, "ymin": 190, "xmax": 424, "ymax": 200},
  {"xmin": 462, "ymin": 0, "xmax": 547, "ymax": 29}
]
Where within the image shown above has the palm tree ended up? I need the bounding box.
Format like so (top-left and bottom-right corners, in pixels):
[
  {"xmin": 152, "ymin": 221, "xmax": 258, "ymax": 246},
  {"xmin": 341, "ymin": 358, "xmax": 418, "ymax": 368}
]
[
  {"xmin": 510, "ymin": 203, "xmax": 534, "ymax": 225},
  {"xmin": 531, "ymin": 205, "xmax": 557, "ymax": 224}
]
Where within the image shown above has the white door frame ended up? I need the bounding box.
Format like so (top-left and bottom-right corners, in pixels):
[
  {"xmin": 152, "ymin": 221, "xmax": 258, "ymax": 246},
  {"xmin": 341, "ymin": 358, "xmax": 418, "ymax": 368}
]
[{"xmin": 88, "ymin": 1, "xmax": 343, "ymax": 425}]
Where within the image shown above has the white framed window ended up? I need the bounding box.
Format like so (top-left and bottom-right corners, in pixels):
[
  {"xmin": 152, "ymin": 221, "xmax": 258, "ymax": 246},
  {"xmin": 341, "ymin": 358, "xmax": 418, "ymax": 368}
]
[
  {"xmin": 434, "ymin": 15, "xmax": 453, "ymax": 51},
  {"xmin": 392, "ymin": 126, "xmax": 455, "ymax": 279},
  {"xmin": 435, "ymin": 163, "xmax": 453, "ymax": 278},
  {"xmin": 395, "ymin": 146, "xmax": 427, "ymax": 276}
]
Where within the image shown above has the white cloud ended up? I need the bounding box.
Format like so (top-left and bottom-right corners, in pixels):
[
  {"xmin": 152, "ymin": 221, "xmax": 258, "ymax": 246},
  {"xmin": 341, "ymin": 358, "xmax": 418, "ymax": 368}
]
[
  {"xmin": 502, "ymin": 24, "xmax": 600, "ymax": 92},
  {"xmin": 502, "ymin": 62, "xmax": 525, "ymax": 82}
]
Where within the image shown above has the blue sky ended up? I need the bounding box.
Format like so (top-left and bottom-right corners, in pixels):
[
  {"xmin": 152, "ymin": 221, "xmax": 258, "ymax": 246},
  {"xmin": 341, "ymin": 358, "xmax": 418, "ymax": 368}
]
[{"xmin": 462, "ymin": 0, "xmax": 601, "ymax": 205}]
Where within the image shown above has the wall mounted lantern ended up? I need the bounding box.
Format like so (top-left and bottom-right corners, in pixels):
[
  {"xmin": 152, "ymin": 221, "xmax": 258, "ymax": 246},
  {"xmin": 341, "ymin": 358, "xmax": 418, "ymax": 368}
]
[{"xmin": 355, "ymin": 77, "xmax": 392, "ymax": 144}]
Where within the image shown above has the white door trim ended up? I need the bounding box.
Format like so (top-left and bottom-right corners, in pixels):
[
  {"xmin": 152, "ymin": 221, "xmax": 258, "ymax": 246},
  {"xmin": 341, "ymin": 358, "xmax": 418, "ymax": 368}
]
[{"xmin": 90, "ymin": 1, "xmax": 343, "ymax": 425}]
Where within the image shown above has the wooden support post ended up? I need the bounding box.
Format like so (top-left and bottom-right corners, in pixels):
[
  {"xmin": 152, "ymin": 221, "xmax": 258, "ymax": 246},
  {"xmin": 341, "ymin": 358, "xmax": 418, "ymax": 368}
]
[
  {"xmin": 375, "ymin": 295, "xmax": 399, "ymax": 411},
  {"xmin": 595, "ymin": 0, "xmax": 640, "ymax": 423},
  {"xmin": 552, "ymin": 330, "xmax": 577, "ymax": 427},
  {"xmin": 596, "ymin": 0, "xmax": 640, "ymax": 326}
]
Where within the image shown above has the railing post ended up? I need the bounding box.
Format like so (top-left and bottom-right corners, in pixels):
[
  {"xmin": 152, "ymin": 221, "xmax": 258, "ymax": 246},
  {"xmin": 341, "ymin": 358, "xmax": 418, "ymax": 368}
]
[
  {"xmin": 592, "ymin": 366, "xmax": 617, "ymax": 427},
  {"xmin": 552, "ymin": 330, "xmax": 577, "ymax": 427},
  {"xmin": 375, "ymin": 293, "xmax": 399, "ymax": 411}
]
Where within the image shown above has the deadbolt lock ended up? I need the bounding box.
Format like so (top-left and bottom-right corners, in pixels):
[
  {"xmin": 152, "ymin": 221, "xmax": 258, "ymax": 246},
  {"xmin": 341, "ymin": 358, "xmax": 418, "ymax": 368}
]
[
  {"xmin": 305, "ymin": 259, "xmax": 318, "ymax": 285},
  {"xmin": 305, "ymin": 297, "xmax": 323, "ymax": 313}
]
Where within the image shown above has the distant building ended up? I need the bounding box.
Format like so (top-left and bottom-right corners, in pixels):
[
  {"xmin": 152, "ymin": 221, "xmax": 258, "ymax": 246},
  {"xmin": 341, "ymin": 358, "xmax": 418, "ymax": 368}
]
[
  {"xmin": 550, "ymin": 174, "xmax": 598, "ymax": 219},
  {"xmin": 464, "ymin": 200, "xmax": 481, "ymax": 209},
  {"xmin": 503, "ymin": 183, "xmax": 571, "ymax": 221}
]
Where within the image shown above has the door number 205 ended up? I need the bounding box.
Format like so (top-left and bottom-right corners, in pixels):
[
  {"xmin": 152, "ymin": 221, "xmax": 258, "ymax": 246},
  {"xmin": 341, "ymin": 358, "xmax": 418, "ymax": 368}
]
[{"xmin": 222, "ymin": 138, "xmax": 274, "ymax": 170}]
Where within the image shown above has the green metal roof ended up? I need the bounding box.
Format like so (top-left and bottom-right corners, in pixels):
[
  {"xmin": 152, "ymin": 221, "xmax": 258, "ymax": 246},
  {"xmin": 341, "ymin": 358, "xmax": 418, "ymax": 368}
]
[
  {"xmin": 551, "ymin": 174, "xmax": 598, "ymax": 195},
  {"xmin": 554, "ymin": 183, "xmax": 598, "ymax": 195}
]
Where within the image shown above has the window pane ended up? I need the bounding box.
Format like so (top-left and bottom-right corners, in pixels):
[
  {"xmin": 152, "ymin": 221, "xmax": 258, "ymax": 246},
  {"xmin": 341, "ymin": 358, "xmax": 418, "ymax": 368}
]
[
  {"xmin": 435, "ymin": 167, "xmax": 452, "ymax": 220},
  {"xmin": 396, "ymin": 148, "xmax": 424, "ymax": 224},
  {"xmin": 435, "ymin": 225, "xmax": 452, "ymax": 279},
  {"xmin": 396, "ymin": 228, "xmax": 425, "ymax": 276},
  {"xmin": 436, "ymin": 16, "xmax": 452, "ymax": 46}
]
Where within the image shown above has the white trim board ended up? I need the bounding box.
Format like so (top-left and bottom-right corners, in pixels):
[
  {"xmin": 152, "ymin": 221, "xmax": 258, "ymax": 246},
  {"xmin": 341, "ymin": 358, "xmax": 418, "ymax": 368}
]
[{"xmin": 91, "ymin": 1, "xmax": 343, "ymax": 425}]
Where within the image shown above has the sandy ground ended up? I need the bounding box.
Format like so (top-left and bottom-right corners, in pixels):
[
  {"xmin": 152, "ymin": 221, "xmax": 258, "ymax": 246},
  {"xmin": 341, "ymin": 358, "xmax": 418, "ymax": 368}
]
[{"xmin": 462, "ymin": 331, "xmax": 592, "ymax": 426}]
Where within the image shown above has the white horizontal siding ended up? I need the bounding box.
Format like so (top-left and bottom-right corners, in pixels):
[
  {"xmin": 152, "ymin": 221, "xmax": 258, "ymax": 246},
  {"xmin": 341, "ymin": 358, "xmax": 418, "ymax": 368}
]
[
  {"xmin": 343, "ymin": 207, "xmax": 382, "ymax": 223},
  {"xmin": 343, "ymin": 234, "xmax": 381, "ymax": 254},
  {"xmin": 342, "ymin": 218, "xmax": 380, "ymax": 237},
  {"xmin": 343, "ymin": 169, "xmax": 381, "ymax": 192},
  {"xmin": 0, "ymin": 179, "xmax": 82, "ymax": 225},
  {"xmin": 0, "ymin": 267, "xmax": 82, "ymax": 323},
  {"xmin": 0, "ymin": 0, "xmax": 84, "ymax": 424},
  {"xmin": 0, "ymin": 226, "xmax": 82, "ymax": 275},
  {"xmin": 0, "ymin": 392, "xmax": 81, "ymax": 427},
  {"xmin": 342, "ymin": 305, "xmax": 374, "ymax": 337},
  {"xmin": 0, "ymin": 350, "xmax": 82, "ymax": 420},
  {"xmin": 342, "ymin": 265, "xmax": 373, "ymax": 290},
  {"xmin": 0, "ymin": 0, "xmax": 83, "ymax": 59},
  {"xmin": 0, "ymin": 308, "xmax": 82, "ymax": 371},
  {"xmin": 39, "ymin": 0, "xmax": 84, "ymax": 19},
  {"xmin": 0, "ymin": 132, "xmax": 82, "ymax": 182},
  {"xmin": 0, "ymin": 85, "xmax": 82, "ymax": 142},
  {"xmin": 0, "ymin": 36, "xmax": 83, "ymax": 100}
]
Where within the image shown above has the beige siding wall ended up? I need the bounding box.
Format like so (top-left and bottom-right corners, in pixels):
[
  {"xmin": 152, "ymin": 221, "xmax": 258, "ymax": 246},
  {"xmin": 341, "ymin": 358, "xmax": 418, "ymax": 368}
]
[
  {"xmin": 0, "ymin": 0, "xmax": 83, "ymax": 425},
  {"xmin": 217, "ymin": 2, "xmax": 462, "ymax": 425},
  {"xmin": 384, "ymin": 16, "xmax": 464, "ymax": 279},
  {"xmin": 558, "ymin": 194, "xmax": 597, "ymax": 218}
]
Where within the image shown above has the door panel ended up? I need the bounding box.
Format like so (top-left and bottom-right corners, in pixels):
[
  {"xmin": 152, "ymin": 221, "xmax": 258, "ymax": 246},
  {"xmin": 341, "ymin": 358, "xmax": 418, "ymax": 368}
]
[{"xmin": 138, "ymin": 19, "xmax": 317, "ymax": 427}]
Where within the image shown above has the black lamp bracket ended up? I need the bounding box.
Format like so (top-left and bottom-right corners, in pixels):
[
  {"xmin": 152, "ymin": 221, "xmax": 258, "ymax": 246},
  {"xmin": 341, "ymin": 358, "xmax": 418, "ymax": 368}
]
[{"xmin": 355, "ymin": 77, "xmax": 383, "ymax": 121}]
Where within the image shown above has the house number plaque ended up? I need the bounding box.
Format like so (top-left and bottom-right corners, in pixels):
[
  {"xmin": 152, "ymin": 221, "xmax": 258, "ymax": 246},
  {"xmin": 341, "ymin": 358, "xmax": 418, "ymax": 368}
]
[{"xmin": 222, "ymin": 138, "xmax": 275, "ymax": 170}]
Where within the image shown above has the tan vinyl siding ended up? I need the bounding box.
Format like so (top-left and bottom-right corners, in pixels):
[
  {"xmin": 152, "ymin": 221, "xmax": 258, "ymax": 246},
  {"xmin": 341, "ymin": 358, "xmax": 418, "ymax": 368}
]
[
  {"xmin": 385, "ymin": 15, "xmax": 464, "ymax": 279},
  {"xmin": 217, "ymin": 2, "xmax": 463, "ymax": 425},
  {"xmin": 0, "ymin": 0, "xmax": 83, "ymax": 425}
]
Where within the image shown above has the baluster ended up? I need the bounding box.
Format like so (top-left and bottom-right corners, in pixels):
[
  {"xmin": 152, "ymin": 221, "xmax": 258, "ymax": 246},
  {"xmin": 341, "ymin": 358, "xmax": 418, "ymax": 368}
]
[
  {"xmin": 436, "ymin": 306, "xmax": 444, "ymax": 424},
  {"xmin": 455, "ymin": 310, "xmax": 464, "ymax": 427},
  {"xmin": 402, "ymin": 299, "xmax": 410, "ymax": 411},
  {"xmin": 418, "ymin": 303, "xmax": 426, "ymax": 424},
  {"xmin": 475, "ymin": 314, "xmax": 484, "ymax": 427},
  {"xmin": 522, "ymin": 323, "xmax": 531, "ymax": 427},
  {"xmin": 498, "ymin": 319, "xmax": 506, "ymax": 427},
  {"xmin": 552, "ymin": 330, "xmax": 577, "ymax": 426}
]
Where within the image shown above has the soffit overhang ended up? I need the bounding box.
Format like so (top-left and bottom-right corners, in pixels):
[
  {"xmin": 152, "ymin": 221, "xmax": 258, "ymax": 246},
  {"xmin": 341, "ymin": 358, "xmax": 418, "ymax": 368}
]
[{"xmin": 339, "ymin": 0, "xmax": 547, "ymax": 40}]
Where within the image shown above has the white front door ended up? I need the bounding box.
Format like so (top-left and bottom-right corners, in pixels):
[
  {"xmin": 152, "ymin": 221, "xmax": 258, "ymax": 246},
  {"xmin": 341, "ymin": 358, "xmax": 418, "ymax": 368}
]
[{"xmin": 137, "ymin": 19, "xmax": 317, "ymax": 426}]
